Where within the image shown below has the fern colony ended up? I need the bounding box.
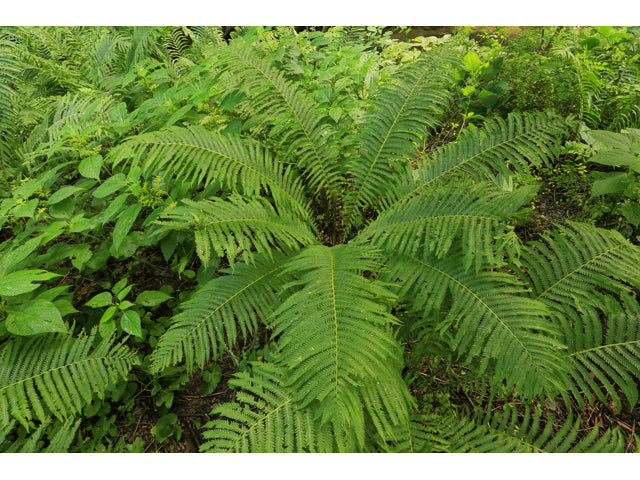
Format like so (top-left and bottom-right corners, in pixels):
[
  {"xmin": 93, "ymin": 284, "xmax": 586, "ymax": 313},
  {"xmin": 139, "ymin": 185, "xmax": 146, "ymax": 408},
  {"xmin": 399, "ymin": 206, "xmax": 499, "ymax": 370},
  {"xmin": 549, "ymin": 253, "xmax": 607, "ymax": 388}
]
[{"xmin": 2, "ymin": 26, "xmax": 640, "ymax": 452}]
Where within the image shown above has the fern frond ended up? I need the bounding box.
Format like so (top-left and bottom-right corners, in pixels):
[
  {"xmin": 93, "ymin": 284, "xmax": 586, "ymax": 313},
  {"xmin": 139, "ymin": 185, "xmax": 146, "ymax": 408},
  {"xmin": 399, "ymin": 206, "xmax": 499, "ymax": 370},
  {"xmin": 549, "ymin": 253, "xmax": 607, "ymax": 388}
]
[
  {"xmin": 212, "ymin": 42, "xmax": 340, "ymax": 195},
  {"xmin": 109, "ymin": 126, "xmax": 316, "ymax": 230},
  {"xmin": 392, "ymin": 112, "xmax": 567, "ymax": 206},
  {"xmin": 356, "ymin": 183, "xmax": 536, "ymax": 272},
  {"xmin": 153, "ymin": 195, "xmax": 317, "ymax": 267},
  {"xmin": 0, "ymin": 332, "xmax": 139, "ymax": 427},
  {"xmin": 270, "ymin": 244, "xmax": 411, "ymax": 447},
  {"xmin": 521, "ymin": 223, "xmax": 640, "ymax": 409},
  {"xmin": 150, "ymin": 251, "xmax": 294, "ymax": 373},
  {"xmin": 200, "ymin": 362, "xmax": 335, "ymax": 452},
  {"xmin": 429, "ymin": 405, "xmax": 625, "ymax": 452},
  {"xmin": 383, "ymin": 249, "xmax": 566, "ymax": 399},
  {"xmin": 342, "ymin": 49, "xmax": 458, "ymax": 233}
]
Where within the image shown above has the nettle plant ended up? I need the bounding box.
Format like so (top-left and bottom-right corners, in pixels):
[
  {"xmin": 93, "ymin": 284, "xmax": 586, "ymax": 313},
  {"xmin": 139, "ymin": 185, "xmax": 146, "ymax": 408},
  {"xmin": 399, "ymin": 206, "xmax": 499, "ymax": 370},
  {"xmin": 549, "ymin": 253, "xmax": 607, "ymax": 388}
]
[{"xmin": 3, "ymin": 37, "xmax": 640, "ymax": 452}]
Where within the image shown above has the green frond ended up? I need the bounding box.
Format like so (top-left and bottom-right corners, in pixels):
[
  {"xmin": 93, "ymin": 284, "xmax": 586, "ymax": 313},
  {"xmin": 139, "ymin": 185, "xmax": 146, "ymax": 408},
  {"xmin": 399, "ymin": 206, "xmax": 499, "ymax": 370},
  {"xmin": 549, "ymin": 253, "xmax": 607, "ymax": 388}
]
[
  {"xmin": 377, "ymin": 414, "xmax": 451, "ymax": 453},
  {"xmin": 383, "ymin": 249, "xmax": 566, "ymax": 399},
  {"xmin": 109, "ymin": 126, "xmax": 316, "ymax": 230},
  {"xmin": 212, "ymin": 42, "xmax": 340, "ymax": 195},
  {"xmin": 357, "ymin": 183, "xmax": 536, "ymax": 272},
  {"xmin": 200, "ymin": 362, "xmax": 335, "ymax": 452},
  {"xmin": 393, "ymin": 112, "xmax": 567, "ymax": 206},
  {"xmin": 3, "ymin": 417, "xmax": 81, "ymax": 452},
  {"xmin": 270, "ymin": 244, "xmax": 411, "ymax": 447},
  {"xmin": 428, "ymin": 405, "xmax": 625, "ymax": 452},
  {"xmin": 0, "ymin": 332, "xmax": 139, "ymax": 427},
  {"xmin": 150, "ymin": 251, "xmax": 294, "ymax": 373},
  {"xmin": 153, "ymin": 195, "xmax": 318, "ymax": 267},
  {"xmin": 566, "ymin": 297, "xmax": 640, "ymax": 410},
  {"xmin": 521, "ymin": 223, "xmax": 640, "ymax": 409},
  {"xmin": 342, "ymin": 49, "xmax": 458, "ymax": 233}
]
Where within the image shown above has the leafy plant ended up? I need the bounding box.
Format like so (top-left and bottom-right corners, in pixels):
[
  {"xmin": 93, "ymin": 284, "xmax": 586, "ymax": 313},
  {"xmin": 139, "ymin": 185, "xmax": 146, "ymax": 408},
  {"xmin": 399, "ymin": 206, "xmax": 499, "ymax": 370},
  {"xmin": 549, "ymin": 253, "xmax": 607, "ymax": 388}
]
[{"xmin": 3, "ymin": 26, "xmax": 640, "ymax": 453}]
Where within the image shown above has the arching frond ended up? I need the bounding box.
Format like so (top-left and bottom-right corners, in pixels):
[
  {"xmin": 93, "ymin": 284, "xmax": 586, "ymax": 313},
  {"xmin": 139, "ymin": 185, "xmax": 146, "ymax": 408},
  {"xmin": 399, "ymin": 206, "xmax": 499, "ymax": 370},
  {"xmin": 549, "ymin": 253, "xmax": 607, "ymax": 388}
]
[
  {"xmin": 342, "ymin": 49, "xmax": 458, "ymax": 233},
  {"xmin": 212, "ymin": 42, "xmax": 340, "ymax": 195},
  {"xmin": 150, "ymin": 251, "xmax": 294, "ymax": 373},
  {"xmin": 0, "ymin": 332, "xmax": 139, "ymax": 427},
  {"xmin": 382, "ymin": 249, "xmax": 566, "ymax": 399},
  {"xmin": 109, "ymin": 126, "xmax": 316, "ymax": 230},
  {"xmin": 200, "ymin": 362, "xmax": 335, "ymax": 453},
  {"xmin": 270, "ymin": 244, "xmax": 411, "ymax": 448},
  {"xmin": 390, "ymin": 112, "xmax": 567, "ymax": 208},
  {"xmin": 356, "ymin": 183, "xmax": 536, "ymax": 272},
  {"xmin": 520, "ymin": 223, "xmax": 640, "ymax": 409},
  {"xmin": 2, "ymin": 417, "xmax": 81, "ymax": 453},
  {"xmin": 153, "ymin": 195, "xmax": 317, "ymax": 267},
  {"xmin": 428, "ymin": 405, "xmax": 626, "ymax": 453}
]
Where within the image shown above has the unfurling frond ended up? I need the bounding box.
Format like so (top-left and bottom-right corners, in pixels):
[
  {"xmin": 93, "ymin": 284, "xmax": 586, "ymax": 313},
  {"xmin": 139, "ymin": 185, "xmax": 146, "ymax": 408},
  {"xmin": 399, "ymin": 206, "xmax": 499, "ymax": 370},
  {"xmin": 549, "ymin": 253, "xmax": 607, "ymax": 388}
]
[
  {"xmin": 383, "ymin": 249, "xmax": 566, "ymax": 399},
  {"xmin": 153, "ymin": 195, "xmax": 317, "ymax": 267},
  {"xmin": 0, "ymin": 332, "xmax": 139, "ymax": 427},
  {"xmin": 270, "ymin": 244, "xmax": 411, "ymax": 449},
  {"xmin": 342, "ymin": 49, "xmax": 458, "ymax": 232},
  {"xmin": 357, "ymin": 183, "xmax": 536, "ymax": 272},
  {"xmin": 150, "ymin": 251, "xmax": 294, "ymax": 373},
  {"xmin": 200, "ymin": 362, "xmax": 335, "ymax": 453}
]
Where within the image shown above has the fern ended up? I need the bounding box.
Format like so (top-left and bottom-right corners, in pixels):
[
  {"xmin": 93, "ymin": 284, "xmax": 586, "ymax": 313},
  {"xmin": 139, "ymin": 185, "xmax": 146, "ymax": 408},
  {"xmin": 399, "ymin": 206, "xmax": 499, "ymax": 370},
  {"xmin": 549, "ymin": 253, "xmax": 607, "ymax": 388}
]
[
  {"xmin": 200, "ymin": 362, "xmax": 335, "ymax": 452},
  {"xmin": 425, "ymin": 405, "xmax": 626, "ymax": 453},
  {"xmin": 153, "ymin": 195, "xmax": 316, "ymax": 268},
  {"xmin": 150, "ymin": 251, "xmax": 293, "ymax": 373},
  {"xmin": 521, "ymin": 223, "xmax": 640, "ymax": 409},
  {"xmin": 382, "ymin": 248, "xmax": 566, "ymax": 399},
  {"xmin": 0, "ymin": 332, "xmax": 139, "ymax": 427},
  {"xmin": 341, "ymin": 48, "xmax": 459, "ymax": 232}
]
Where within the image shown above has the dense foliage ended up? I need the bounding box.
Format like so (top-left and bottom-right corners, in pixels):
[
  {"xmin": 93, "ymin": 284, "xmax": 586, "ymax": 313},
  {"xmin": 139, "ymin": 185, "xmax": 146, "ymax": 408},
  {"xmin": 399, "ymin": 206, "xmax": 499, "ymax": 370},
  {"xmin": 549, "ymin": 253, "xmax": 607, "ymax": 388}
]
[{"xmin": 2, "ymin": 26, "xmax": 640, "ymax": 452}]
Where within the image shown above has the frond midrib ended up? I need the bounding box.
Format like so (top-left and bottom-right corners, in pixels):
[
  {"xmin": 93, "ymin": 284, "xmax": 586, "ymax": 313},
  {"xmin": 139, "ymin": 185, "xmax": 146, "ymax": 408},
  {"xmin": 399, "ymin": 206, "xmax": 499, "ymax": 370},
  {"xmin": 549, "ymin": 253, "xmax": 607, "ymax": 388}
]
[
  {"xmin": 569, "ymin": 338, "xmax": 640, "ymax": 357},
  {"xmin": 227, "ymin": 47, "xmax": 333, "ymax": 190},
  {"xmin": 534, "ymin": 243, "xmax": 628, "ymax": 301},
  {"xmin": 347, "ymin": 71, "xmax": 425, "ymax": 218},
  {"xmin": 0, "ymin": 354, "xmax": 128, "ymax": 394},
  {"xmin": 231, "ymin": 396, "xmax": 293, "ymax": 452},
  {"xmin": 364, "ymin": 213, "xmax": 502, "ymax": 233},
  {"xmin": 152, "ymin": 263, "xmax": 285, "ymax": 361},
  {"xmin": 408, "ymin": 254, "xmax": 532, "ymax": 359}
]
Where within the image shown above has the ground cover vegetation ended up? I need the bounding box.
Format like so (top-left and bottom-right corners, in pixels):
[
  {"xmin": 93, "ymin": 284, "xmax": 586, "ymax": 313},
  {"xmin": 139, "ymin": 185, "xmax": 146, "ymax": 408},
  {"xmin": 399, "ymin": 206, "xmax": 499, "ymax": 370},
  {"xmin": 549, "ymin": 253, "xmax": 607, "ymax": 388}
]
[{"xmin": 1, "ymin": 25, "xmax": 640, "ymax": 452}]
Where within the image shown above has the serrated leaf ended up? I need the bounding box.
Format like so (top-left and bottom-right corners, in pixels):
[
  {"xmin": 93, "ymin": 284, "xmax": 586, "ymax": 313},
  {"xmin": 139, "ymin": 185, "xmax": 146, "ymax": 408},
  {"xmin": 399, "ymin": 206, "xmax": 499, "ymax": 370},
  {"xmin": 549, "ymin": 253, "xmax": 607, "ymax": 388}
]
[
  {"xmin": 5, "ymin": 299, "xmax": 67, "ymax": 335},
  {"xmin": 0, "ymin": 270, "xmax": 59, "ymax": 297},
  {"xmin": 135, "ymin": 290, "xmax": 171, "ymax": 307}
]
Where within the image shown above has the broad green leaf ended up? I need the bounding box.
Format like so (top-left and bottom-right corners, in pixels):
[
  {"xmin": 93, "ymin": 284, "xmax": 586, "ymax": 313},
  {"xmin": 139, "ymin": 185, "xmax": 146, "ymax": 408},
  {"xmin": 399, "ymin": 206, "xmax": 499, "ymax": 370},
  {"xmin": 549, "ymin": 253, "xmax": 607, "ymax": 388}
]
[
  {"xmin": 135, "ymin": 290, "xmax": 171, "ymax": 307},
  {"xmin": 5, "ymin": 299, "xmax": 67, "ymax": 335},
  {"xmin": 121, "ymin": 309, "xmax": 142, "ymax": 337},
  {"xmin": 588, "ymin": 151, "xmax": 638, "ymax": 167},
  {"xmin": 112, "ymin": 203, "xmax": 142, "ymax": 252},
  {"xmin": 619, "ymin": 202, "xmax": 640, "ymax": 227},
  {"xmin": 102, "ymin": 193, "xmax": 130, "ymax": 224},
  {"xmin": 0, "ymin": 270, "xmax": 59, "ymax": 297},
  {"xmin": 70, "ymin": 244, "xmax": 93, "ymax": 271},
  {"xmin": 463, "ymin": 51, "xmax": 483, "ymax": 72},
  {"xmin": 100, "ymin": 305, "xmax": 118, "ymax": 324},
  {"xmin": 591, "ymin": 172, "xmax": 630, "ymax": 197},
  {"xmin": 589, "ymin": 130, "xmax": 632, "ymax": 149},
  {"xmin": 93, "ymin": 174, "xmax": 127, "ymax": 198},
  {"xmin": 85, "ymin": 292, "xmax": 113, "ymax": 308},
  {"xmin": 12, "ymin": 199, "xmax": 38, "ymax": 218},
  {"xmin": 78, "ymin": 154, "xmax": 103, "ymax": 180},
  {"xmin": 0, "ymin": 237, "xmax": 42, "ymax": 275},
  {"xmin": 47, "ymin": 186, "xmax": 82, "ymax": 205},
  {"xmin": 117, "ymin": 284, "xmax": 134, "ymax": 301}
]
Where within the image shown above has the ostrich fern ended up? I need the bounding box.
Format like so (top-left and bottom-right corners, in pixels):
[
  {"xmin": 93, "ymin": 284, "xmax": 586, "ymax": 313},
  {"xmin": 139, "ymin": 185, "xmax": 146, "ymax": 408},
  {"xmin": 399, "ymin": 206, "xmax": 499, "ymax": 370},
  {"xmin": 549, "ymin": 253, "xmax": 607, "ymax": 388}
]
[{"xmin": 4, "ymin": 34, "xmax": 640, "ymax": 452}]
